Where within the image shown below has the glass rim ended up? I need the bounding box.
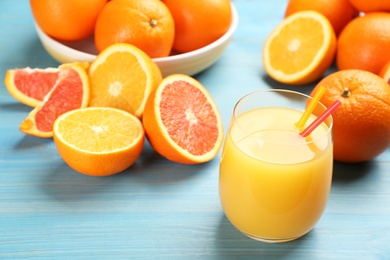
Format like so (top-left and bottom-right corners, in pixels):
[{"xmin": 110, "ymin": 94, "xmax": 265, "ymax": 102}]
[{"xmin": 232, "ymin": 88, "xmax": 334, "ymax": 146}]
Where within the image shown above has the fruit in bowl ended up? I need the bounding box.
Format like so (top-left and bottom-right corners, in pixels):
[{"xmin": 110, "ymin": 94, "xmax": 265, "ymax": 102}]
[
  {"xmin": 31, "ymin": 0, "xmax": 238, "ymax": 77},
  {"xmin": 162, "ymin": 0, "xmax": 233, "ymax": 53},
  {"xmin": 94, "ymin": 0, "xmax": 175, "ymax": 58},
  {"xmin": 30, "ymin": 0, "xmax": 108, "ymax": 41}
]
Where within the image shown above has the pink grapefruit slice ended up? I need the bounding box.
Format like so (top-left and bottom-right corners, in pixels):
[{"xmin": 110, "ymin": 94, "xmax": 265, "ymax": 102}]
[
  {"xmin": 4, "ymin": 62, "xmax": 89, "ymax": 107},
  {"xmin": 5, "ymin": 67, "xmax": 60, "ymax": 107},
  {"xmin": 142, "ymin": 74, "xmax": 224, "ymax": 164},
  {"xmin": 20, "ymin": 64, "xmax": 90, "ymax": 138}
]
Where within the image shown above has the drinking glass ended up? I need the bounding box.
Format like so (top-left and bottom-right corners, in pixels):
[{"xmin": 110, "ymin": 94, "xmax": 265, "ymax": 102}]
[{"xmin": 219, "ymin": 89, "xmax": 334, "ymax": 243}]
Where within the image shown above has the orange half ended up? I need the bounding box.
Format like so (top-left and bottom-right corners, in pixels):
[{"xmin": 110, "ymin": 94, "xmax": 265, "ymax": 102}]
[
  {"xmin": 53, "ymin": 107, "xmax": 145, "ymax": 176},
  {"xmin": 263, "ymin": 10, "xmax": 337, "ymax": 85},
  {"xmin": 88, "ymin": 43, "xmax": 162, "ymax": 118}
]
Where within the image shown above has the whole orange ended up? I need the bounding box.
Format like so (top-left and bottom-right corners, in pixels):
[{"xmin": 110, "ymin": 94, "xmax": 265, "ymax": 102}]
[
  {"xmin": 162, "ymin": 0, "xmax": 232, "ymax": 53},
  {"xmin": 30, "ymin": 0, "xmax": 108, "ymax": 41},
  {"xmin": 94, "ymin": 0, "xmax": 174, "ymax": 58},
  {"xmin": 285, "ymin": 0, "xmax": 357, "ymax": 36},
  {"xmin": 337, "ymin": 12, "xmax": 390, "ymax": 75},
  {"xmin": 310, "ymin": 69, "xmax": 390, "ymax": 163},
  {"xmin": 379, "ymin": 60, "xmax": 390, "ymax": 84},
  {"xmin": 348, "ymin": 0, "xmax": 390, "ymax": 12}
]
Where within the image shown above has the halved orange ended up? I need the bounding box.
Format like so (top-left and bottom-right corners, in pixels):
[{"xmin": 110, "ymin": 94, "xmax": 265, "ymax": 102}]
[
  {"xmin": 4, "ymin": 62, "xmax": 90, "ymax": 107},
  {"xmin": 53, "ymin": 107, "xmax": 145, "ymax": 176},
  {"xmin": 88, "ymin": 43, "xmax": 162, "ymax": 118},
  {"xmin": 263, "ymin": 10, "xmax": 337, "ymax": 85},
  {"xmin": 142, "ymin": 74, "xmax": 224, "ymax": 164},
  {"xmin": 19, "ymin": 64, "xmax": 89, "ymax": 138}
]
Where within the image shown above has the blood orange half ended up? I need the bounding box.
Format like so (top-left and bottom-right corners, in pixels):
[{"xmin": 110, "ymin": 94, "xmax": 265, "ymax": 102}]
[
  {"xmin": 19, "ymin": 64, "xmax": 89, "ymax": 138},
  {"xmin": 142, "ymin": 74, "xmax": 224, "ymax": 164}
]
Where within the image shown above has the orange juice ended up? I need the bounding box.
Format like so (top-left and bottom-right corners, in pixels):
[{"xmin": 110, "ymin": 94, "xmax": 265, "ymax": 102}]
[{"xmin": 219, "ymin": 107, "xmax": 333, "ymax": 242}]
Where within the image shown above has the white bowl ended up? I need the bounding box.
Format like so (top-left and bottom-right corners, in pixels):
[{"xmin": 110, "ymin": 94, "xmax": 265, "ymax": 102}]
[{"xmin": 34, "ymin": 4, "xmax": 238, "ymax": 77}]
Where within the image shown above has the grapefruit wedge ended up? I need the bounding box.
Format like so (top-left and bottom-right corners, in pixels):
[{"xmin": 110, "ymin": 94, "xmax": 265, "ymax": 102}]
[
  {"xmin": 4, "ymin": 62, "xmax": 89, "ymax": 107},
  {"xmin": 19, "ymin": 64, "xmax": 90, "ymax": 138},
  {"xmin": 142, "ymin": 74, "xmax": 224, "ymax": 164},
  {"xmin": 5, "ymin": 67, "xmax": 60, "ymax": 107}
]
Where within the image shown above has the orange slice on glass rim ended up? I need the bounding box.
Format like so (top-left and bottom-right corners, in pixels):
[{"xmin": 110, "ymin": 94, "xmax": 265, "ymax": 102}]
[{"xmin": 142, "ymin": 74, "xmax": 224, "ymax": 164}]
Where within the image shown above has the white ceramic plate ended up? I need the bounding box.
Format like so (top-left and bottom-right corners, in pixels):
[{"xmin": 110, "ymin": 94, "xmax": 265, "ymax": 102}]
[{"xmin": 34, "ymin": 4, "xmax": 239, "ymax": 77}]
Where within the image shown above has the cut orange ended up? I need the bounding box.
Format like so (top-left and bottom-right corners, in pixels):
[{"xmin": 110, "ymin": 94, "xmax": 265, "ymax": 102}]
[
  {"xmin": 53, "ymin": 107, "xmax": 144, "ymax": 176},
  {"xmin": 19, "ymin": 64, "xmax": 89, "ymax": 138},
  {"xmin": 142, "ymin": 74, "xmax": 224, "ymax": 164},
  {"xmin": 263, "ymin": 10, "xmax": 337, "ymax": 85},
  {"xmin": 88, "ymin": 43, "xmax": 162, "ymax": 118},
  {"xmin": 4, "ymin": 62, "xmax": 90, "ymax": 107}
]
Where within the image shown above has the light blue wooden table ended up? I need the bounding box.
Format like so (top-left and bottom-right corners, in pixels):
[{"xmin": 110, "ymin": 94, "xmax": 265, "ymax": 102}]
[{"xmin": 1, "ymin": 1, "xmax": 390, "ymax": 259}]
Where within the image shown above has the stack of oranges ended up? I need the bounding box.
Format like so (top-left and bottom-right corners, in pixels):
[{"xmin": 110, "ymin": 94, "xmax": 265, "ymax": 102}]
[
  {"xmin": 263, "ymin": 0, "xmax": 390, "ymax": 163},
  {"xmin": 30, "ymin": 0, "xmax": 233, "ymax": 59}
]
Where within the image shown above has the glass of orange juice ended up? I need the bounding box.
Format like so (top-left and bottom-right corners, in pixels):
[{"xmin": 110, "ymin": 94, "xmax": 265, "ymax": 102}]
[{"xmin": 219, "ymin": 89, "xmax": 334, "ymax": 243}]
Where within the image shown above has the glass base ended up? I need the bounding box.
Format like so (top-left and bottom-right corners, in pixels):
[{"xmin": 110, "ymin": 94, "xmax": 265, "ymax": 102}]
[{"xmin": 241, "ymin": 230, "xmax": 307, "ymax": 243}]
